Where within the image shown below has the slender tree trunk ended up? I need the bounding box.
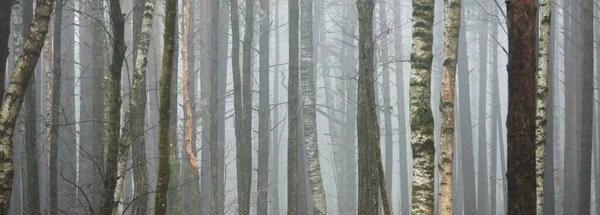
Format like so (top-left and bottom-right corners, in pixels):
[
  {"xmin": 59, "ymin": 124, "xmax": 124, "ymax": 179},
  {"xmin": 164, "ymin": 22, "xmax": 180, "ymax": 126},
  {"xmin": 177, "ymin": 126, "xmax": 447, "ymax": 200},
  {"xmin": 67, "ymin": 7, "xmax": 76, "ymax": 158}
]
[
  {"xmin": 458, "ymin": 3, "xmax": 476, "ymax": 213},
  {"xmin": 182, "ymin": 0, "xmax": 202, "ymax": 213},
  {"xmin": 595, "ymin": 5, "xmax": 600, "ymax": 214},
  {"xmin": 270, "ymin": 0, "xmax": 281, "ymax": 213},
  {"xmin": 0, "ymin": 0, "xmax": 11, "ymax": 102},
  {"xmin": 167, "ymin": 18, "xmax": 182, "ymax": 214},
  {"xmin": 49, "ymin": 0, "xmax": 62, "ymax": 214},
  {"xmin": 154, "ymin": 0, "xmax": 177, "ymax": 212},
  {"xmin": 200, "ymin": 0, "xmax": 212, "ymax": 211},
  {"xmin": 542, "ymin": 2, "xmax": 557, "ymax": 214},
  {"xmin": 216, "ymin": 3, "xmax": 228, "ymax": 214},
  {"xmin": 536, "ymin": 0, "xmax": 551, "ymax": 212},
  {"xmin": 257, "ymin": 0, "xmax": 271, "ymax": 212},
  {"xmin": 101, "ymin": 0, "xmax": 126, "ymax": 213},
  {"xmin": 393, "ymin": 1, "xmax": 409, "ymax": 213},
  {"xmin": 129, "ymin": 1, "xmax": 152, "ymax": 214},
  {"xmin": 477, "ymin": 9, "xmax": 489, "ymax": 214},
  {"xmin": 410, "ymin": 0, "xmax": 436, "ymax": 211},
  {"xmin": 490, "ymin": 6, "xmax": 500, "ymax": 214},
  {"xmin": 438, "ymin": 0, "xmax": 461, "ymax": 212},
  {"xmin": 288, "ymin": 0, "xmax": 300, "ymax": 212},
  {"xmin": 0, "ymin": 0, "xmax": 55, "ymax": 211},
  {"xmin": 209, "ymin": 0, "xmax": 220, "ymax": 213},
  {"xmin": 578, "ymin": 0, "xmax": 594, "ymax": 211},
  {"xmin": 19, "ymin": 0, "xmax": 39, "ymax": 214},
  {"xmin": 506, "ymin": 0, "xmax": 537, "ymax": 213},
  {"xmin": 377, "ymin": 1, "xmax": 394, "ymax": 208},
  {"xmin": 299, "ymin": 0, "xmax": 328, "ymax": 213}
]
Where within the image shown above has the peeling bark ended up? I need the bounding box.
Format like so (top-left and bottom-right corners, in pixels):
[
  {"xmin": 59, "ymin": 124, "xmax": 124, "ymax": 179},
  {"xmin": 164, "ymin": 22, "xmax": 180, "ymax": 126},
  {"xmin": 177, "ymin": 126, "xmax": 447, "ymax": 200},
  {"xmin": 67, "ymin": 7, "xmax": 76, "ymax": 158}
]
[{"xmin": 536, "ymin": 0, "xmax": 551, "ymax": 212}]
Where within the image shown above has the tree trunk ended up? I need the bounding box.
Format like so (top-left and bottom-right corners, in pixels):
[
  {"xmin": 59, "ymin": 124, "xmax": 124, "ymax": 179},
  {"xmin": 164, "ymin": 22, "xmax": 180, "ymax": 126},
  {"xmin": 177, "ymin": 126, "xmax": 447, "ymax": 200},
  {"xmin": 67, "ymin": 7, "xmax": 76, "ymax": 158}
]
[
  {"xmin": 438, "ymin": 0, "xmax": 461, "ymax": 212},
  {"xmin": 477, "ymin": 9, "xmax": 489, "ymax": 214},
  {"xmin": 101, "ymin": 0, "xmax": 126, "ymax": 212},
  {"xmin": 182, "ymin": 0, "xmax": 202, "ymax": 213},
  {"xmin": 19, "ymin": 0, "xmax": 39, "ymax": 214},
  {"xmin": 542, "ymin": 2, "xmax": 557, "ymax": 214},
  {"xmin": 457, "ymin": 3, "xmax": 476, "ymax": 213},
  {"xmin": 288, "ymin": 0, "xmax": 300, "ymax": 212},
  {"xmin": 200, "ymin": 0, "xmax": 212, "ymax": 211},
  {"xmin": 299, "ymin": 0, "xmax": 328, "ymax": 213},
  {"xmin": 377, "ymin": 1, "xmax": 394, "ymax": 208},
  {"xmin": 209, "ymin": 0, "xmax": 220, "ymax": 213},
  {"xmin": 49, "ymin": 0, "xmax": 62, "ymax": 213},
  {"xmin": 393, "ymin": 0, "xmax": 409, "ymax": 213},
  {"xmin": 410, "ymin": 0, "xmax": 436, "ymax": 211},
  {"xmin": 536, "ymin": 0, "xmax": 551, "ymax": 212},
  {"xmin": 490, "ymin": 5, "xmax": 500, "ymax": 214},
  {"xmin": 154, "ymin": 0, "xmax": 177, "ymax": 212},
  {"xmin": 167, "ymin": 17, "xmax": 182, "ymax": 214},
  {"xmin": 578, "ymin": 0, "xmax": 594, "ymax": 211},
  {"xmin": 270, "ymin": 0, "xmax": 282, "ymax": 213},
  {"xmin": 506, "ymin": 0, "xmax": 537, "ymax": 213},
  {"xmin": 0, "ymin": 0, "xmax": 55, "ymax": 211},
  {"xmin": 257, "ymin": 0, "xmax": 270, "ymax": 212},
  {"xmin": 216, "ymin": 3, "xmax": 229, "ymax": 214},
  {"xmin": 0, "ymin": 0, "xmax": 11, "ymax": 103}
]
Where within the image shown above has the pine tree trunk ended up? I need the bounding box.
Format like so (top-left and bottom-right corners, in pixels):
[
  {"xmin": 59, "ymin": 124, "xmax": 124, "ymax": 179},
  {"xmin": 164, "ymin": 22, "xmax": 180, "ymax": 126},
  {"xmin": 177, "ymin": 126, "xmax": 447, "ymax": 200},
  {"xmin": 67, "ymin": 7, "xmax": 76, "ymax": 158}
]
[
  {"xmin": 209, "ymin": 0, "xmax": 220, "ymax": 213},
  {"xmin": 536, "ymin": 0, "xmax": 551, "ymax": 212},
  {"xmin": 101, "ymin": 0, "xmax": 126, "ymax": 212},
  {"xmin": 438, "ymin": 0, "xmax": 461, "ymax": 212},
  {"xmin": 257, "ymin": 0, "xmax": 270, "ymax": 212},
  {"xmin": 288, "ymin": 0, "xmax": 300, "ymax": 212},
  {"xmin": 409, "ymin": 0, "xmax": 436, "ymax": 211},
  {"xmin": 154, "ymin": 0, "xmax": 178, "ymax": 212},
  {"xmin": 0, "ymin": 0, "xmax": 55, "ymax": 211},
  {"xmin": 506, "ymin": 0, "xmax": 537, "ymax": 213},
  {"xmin": 477, "ymin": 10, "xmax": 489, "ymax": 214},
  {"xmin": 578, "ymin": 0, "xmax": 594, "ymax": 211},
  {"xmin": 299, "ymin": 0, "xmax": 328, "ymax": 213}
]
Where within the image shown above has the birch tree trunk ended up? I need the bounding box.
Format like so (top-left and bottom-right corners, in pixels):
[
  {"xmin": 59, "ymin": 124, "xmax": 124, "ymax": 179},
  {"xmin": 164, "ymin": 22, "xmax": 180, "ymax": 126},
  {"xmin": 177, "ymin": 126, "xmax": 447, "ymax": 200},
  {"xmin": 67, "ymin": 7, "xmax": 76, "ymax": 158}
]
[
  {"xmin": 438, "ymin": 0, "xmax": 461, "ymax": 212},
  {"xmin": 154, "ymin": 0, "xmax": 177, "ymax": 212},
  {"xmin": 536, "ymin": 0, "xmax": 551, "ymax": 212},
  {"xmin": 288, "ymin": 0, "xmax": 300, "ymax": 212},
  {"xmin": 410, "ymin": 0, "xmax": 436, "ymax": 211},
  {"xmin": 506, "ymin": 0, "xmax": 537, "ymax": 213},
  {"xmin": 257, "ymin": 0, "xmax": 271, "ymax": 212},
  {"xmin": 578, "ymin": 0, "xmax": 594, "ymax": 211},
  {"xmin": 0, "ymin": 0, "xmax": 55, "ymax": 211},
  {"xmin": 299, "ymin": 0, "xmax": 328, "ymax": 213}
]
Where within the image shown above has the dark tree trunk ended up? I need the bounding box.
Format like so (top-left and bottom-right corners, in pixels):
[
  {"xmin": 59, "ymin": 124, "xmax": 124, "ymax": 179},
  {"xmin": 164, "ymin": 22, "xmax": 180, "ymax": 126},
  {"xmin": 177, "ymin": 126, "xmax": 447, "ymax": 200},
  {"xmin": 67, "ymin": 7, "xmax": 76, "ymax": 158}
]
[
  {"xmin": 0, "ymin": 0, "xmax": 12, "ymax": 102},
  {"xmin": 506, "ymin": 0, "xmax": 537, "ymax": 213},
  {"xmin": 257, "ymin": 0, "xmax": 270, "ymax": 213},
  {"xmin": 288, "ymin": 0, "xmax": 300, "ymax": 212}
]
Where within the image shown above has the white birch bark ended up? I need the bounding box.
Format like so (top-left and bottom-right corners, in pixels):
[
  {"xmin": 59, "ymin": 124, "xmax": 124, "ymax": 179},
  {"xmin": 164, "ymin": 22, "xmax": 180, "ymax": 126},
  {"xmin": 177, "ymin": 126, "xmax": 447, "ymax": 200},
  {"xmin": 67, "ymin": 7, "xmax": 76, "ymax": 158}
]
[
  {"xmin": 536, "ymin": 0, "xmax": 551, "ymax": 213},
  {"xmin": 409, "ymin": 0, "xmax": 436, "ymax": 212},
  {"xmin": 300, "ymin": 0, "xmax": 327, "ymax": 213}
]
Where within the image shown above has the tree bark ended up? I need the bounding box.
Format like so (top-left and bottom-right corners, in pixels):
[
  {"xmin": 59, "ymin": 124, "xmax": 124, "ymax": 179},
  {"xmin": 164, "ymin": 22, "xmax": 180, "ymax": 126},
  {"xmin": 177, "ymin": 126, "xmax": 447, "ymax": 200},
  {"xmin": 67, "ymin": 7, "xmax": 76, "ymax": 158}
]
[
  {"xmin": 410, "ymin": 0, "xmax": 436, "ymax": 211},
  {"xmin": 578, "ymin": 0, "xmax": 594, "ymax": 211},
  {"xmin": 257, "ymin": 0, "xmax": 271, "ymax": 212},
  {"xmin": 166, "ymin": 17, "xmax": 182, "ymax": 215},
  {"xmin": 101, "ymin": 0, "xmax": 126, "ymax": 212},
  {"xmin": 490, "ymin": 5, "xmax": 500, "ymax": 214},
  {"xmin": 49, "ymin": 0, "xmax": 62, "ymax": 214},
  {"xmin": 288, "ymin": 0, "xmax": 300, "ymax": 212},
  {"xmin": 438, "ymin": 0, "xmax": 461, "ymax": 212},
  {"xmin": 270, "ymin": 0, "xmax": 282, "ymax": 213},
  {"xmin": 0, "ymin": 0, "xmax": 11, "ymax": 103},
  {"xmin": 506, "ymin": 0, "xmax": 537, "ymax": 213},
  {"xmin": 0, "ymin": 0, "xmax": 55, "ymax": 211},
  {"xmin": 477, "ymin": 8, "xmax": 489, "ymax": 214},
  {"xmin": 299, "ymin": 0, "xmax": 328, "ymax": 213},
  {"xmin": 536, "ymin": 0, "xmax": 551, "ymax": 212},
  {"xmin": 209, "ymin": 0, "xmax": 220, "ymax": 213},
  {"xmin": 19, "ymin": 0, "xmax": 39, "ymax": 214},
  {"xmin": 154, "ymin": 0, "xmax": 177, "ymax": 212}
]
